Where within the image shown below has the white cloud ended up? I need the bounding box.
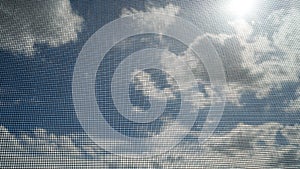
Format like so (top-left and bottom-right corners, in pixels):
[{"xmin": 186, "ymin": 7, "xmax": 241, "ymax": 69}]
[
  {"xmin": 119, "ymin": 4, "xmax": 258, "ymax": 108},
  {"xmin": 285, "ymin": 87, "xmax": 300, "ymax": 113},
  {"xmin": 120, "ymin": 4, "xmax": 180, "ymax": 55},
  {"xmin": 229, "ymin": 8, "xmax": 300, "ymax": 105},
  {"xmin": 273, "ymin": 8, "xmax": 300, "ymax": 52},
  {"xmin": 1, "ymin": 122, "xmax": 299, "ymax": 168},
  {"xmin": 132, "ymin": 70, "xmax": 177, "ymax": 100},
  {"xmin": 119, "ymin": 4, "xmax": 213, "ymax": 110},
  {"xmin": 121, "ymin": 4, "xmax": 180, "ymax": 36},
  {"xmin": 181, "ymin": 9, "xmax": 300, "ymax": 108},
  {"xmin": 0, "ymin": 0, "xmax": 83, "ymax": 55},
  {"xmin": 121, "ymin": 3, "xmax": 180, "ymax": 17},
  {"xmin": 118, "ymin": 2, "xmax": 300, "ymax": 112},
  {"xmin": 158, "ymin": 122, "xmax": 300, "ymax": 168},
  {"xmin": 147, "ymin": 3, "xmax": 298, "ymax": 110},
  {"xmin": 0, "ymin": 126, "xmax": 109, "ymax": 168}
]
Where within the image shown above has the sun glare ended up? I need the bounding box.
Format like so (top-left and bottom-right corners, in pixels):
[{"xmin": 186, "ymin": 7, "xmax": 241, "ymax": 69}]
[{"xmin": 228, "ymin": 0, "xmax": 256, "ymax": 17}]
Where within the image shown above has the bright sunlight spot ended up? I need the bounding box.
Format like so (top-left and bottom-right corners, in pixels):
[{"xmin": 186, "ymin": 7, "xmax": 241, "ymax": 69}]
[{"xmin": 228, "ymin": 0, "xmax": 256, "ymax": 17}]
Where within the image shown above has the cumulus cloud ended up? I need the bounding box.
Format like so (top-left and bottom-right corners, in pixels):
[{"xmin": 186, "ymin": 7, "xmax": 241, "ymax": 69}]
[
  {"xmin": 0, "ymin": 0, "xmax": 83, "ymax": 55},
  {"xmin": 118, "ymin": 1, "xmax": 300, "ymax": 112},
  {"xmin": 158, "ymin": 122, "xmax": 300, "ymax": 168},
  {"xmin": 234, "ymin": 8, "xmax": 300, "ymax": 107},
  {"xmin": 119, "ymin": 4, "xmax": 217, "ymax": 110},
  {"xmin": 0, "ymin": 126, "xmax": 109, "ymax": 168},
  {"xmin": 121, "ymin": 4, "xmax": 180, "ymax": 33},
  {"xmin": 270, "ymin": 7, "xmax": 300, "ymax": 112},
  {"xmin": 120, "ymin": 3, "xmax": 292, "ymax": 109},
  {"xmin": 180, "ymin": 7, "xmax": 300, "ymax": 108},
  {"xmin": 121, "ymin": 3, "xmax": 180, "ymax": 17},
  {"xmin": 1, "ymin": 122, "xmax": 299, "ymax": 168},
  {"xmin": 285, "ymin": 87, "xmax": 300, "ymax": 113},
  {"xmin": 132, "ymin": 70, "xmax": 177, "ymax": 100}
]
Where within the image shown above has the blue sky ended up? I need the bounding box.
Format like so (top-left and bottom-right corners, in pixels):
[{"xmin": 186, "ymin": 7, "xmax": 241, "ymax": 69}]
[{"xmin": 0, "ymin": 0, "xmax": 300, "ymax": 168}]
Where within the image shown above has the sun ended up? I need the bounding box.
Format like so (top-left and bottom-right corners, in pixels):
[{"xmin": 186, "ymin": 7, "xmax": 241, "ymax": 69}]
[{"xmin": 228, "ymin": 0, "xmax": 256, "ymax": 17}]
